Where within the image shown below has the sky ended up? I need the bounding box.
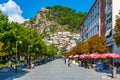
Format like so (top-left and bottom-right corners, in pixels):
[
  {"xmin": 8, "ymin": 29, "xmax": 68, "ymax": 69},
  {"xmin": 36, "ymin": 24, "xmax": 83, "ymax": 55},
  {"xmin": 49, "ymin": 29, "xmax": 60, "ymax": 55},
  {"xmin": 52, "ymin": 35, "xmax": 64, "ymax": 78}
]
[{"xmin": 0, "ymin": 0, "xmax": 95, "ymax": 23}]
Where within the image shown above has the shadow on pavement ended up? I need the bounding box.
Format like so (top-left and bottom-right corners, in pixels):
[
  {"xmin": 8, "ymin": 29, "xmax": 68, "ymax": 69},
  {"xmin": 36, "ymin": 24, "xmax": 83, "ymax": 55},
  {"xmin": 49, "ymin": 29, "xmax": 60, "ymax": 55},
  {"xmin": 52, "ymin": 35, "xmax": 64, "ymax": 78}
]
[
  {"xmin": 96, "ymin": 68, "xmax": 120, "ymax": 74},
  {"xmin": 95, "ymin": 69, "xmax": 120, "ymax": 79},
  {"xmin": 96, "ymin": 69, "xmax": 112, "ymax": 74},
  {"xmin": 0, "ymin": 58, "xmax": 55, "ymax": 80},
  {"xmin": 0, "ymin": 68, "xmax": 29, "ymax": 80}
]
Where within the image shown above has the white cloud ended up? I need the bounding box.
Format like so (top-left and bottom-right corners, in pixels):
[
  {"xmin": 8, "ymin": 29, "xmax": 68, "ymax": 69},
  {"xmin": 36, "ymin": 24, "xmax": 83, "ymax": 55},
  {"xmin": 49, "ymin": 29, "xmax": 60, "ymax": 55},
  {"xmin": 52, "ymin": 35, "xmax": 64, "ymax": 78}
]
[{"xmin": 0, "ymin": 0, "xmax": 28, "ymax": 23}]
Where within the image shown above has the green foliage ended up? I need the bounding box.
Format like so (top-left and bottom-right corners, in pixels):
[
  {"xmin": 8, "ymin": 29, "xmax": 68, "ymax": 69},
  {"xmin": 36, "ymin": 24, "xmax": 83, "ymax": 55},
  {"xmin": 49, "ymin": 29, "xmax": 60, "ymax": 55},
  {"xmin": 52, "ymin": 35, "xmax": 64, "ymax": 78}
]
[
  {"xmin": 69, "ymin": 46, "xmax": 77, "ymax": 55},
  {"xmin": 74, "ymin": 58, "xmax": 78, "ymax": 63},
  {"xmin": 0, "ymin": 12, "xmax": 50, "ymax": 62},
  {"xmin": 77, "ymin": 42, "xmax": 89, "ymax": 54},
  {"xmin": 68, "ymin": 36, "xmax": 73, "ymax": 40},
  {"xmin": 0, "ymin": 42, "xmax": 7, "ymax": 56},
  {"xmin": 114, "ymin": 12, "xmax": 120, "ymax": 33},
  {"xmin": 0, "ymin": 60, "xmax": 7, "ymax": 65},
  {"xmin": 103, "ymin": 59, "xmax": 109, "ymax": 63},
  {"xmin": 76, "ymin": 35, "xmax": 107, "ymax": 54},
  {"xmin": 88, "ymin": 35, "xmax": 107, "ymax": 53},
  {"xmin": 113, "ymin": 33, "xmax": 120, "ymax": 47},
  {"xmin": 46, "ymin": 5, "xmax": 86, "ymax": 32},
  {"xmin": 46, "ymin": 44, "xmax": 58, "ymax": 56},
  {"xmin": 113, "ymin": 12, "xmax": 120, "ymax": 47},
  {"xmin": 49, "ymin": 25, "xmax": 57, "ymax": 33},
  {"xmin": 61, "ymin": 52, "xmax": 70, "ymax": 56}
]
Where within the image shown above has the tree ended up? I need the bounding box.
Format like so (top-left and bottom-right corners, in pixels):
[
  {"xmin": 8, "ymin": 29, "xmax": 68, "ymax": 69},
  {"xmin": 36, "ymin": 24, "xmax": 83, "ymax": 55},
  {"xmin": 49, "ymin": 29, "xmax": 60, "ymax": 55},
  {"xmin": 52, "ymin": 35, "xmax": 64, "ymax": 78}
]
[
  {"xmin": 46, "ymin": 5, "xmax": 86, "ymax": 32},
  {"xmin": 0, "ymin": 13, "xmax": 46, "ymax": 59},
  {"xmin": 46, "ymin": 44, "xmax": 58, "ymax": 57},
  {"xmin": 0, "ymin": 12, "xmax": 16, "ymax": 61},
  {"xmin": 61, "ymin": 52, "xmax": 70, "ymax": 57},
  {"xmin": 0, "ymin": 42, "xmax": 7, "ymax": 57},
  {"xmin": 69, "ymin": 46, "xmax": 77, "ymax": 55},
  {"xmin": 88, "ymin": 35, "xmax": 107, "ymax": 53},
  {"xmin": 113, "ymin": 12, "xmax": 120, "ymax": 47},
  {"xmin": 77, "ymin": 41, "xmax": 89, "ymax": 54}
]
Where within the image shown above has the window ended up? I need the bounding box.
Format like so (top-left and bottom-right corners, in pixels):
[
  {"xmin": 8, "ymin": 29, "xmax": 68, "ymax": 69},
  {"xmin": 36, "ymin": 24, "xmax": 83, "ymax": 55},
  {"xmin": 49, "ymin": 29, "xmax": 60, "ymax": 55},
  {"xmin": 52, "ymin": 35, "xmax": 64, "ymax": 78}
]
[{"xmin": 97, "ymin": 25, "xmax": 99, "ymax": 31}]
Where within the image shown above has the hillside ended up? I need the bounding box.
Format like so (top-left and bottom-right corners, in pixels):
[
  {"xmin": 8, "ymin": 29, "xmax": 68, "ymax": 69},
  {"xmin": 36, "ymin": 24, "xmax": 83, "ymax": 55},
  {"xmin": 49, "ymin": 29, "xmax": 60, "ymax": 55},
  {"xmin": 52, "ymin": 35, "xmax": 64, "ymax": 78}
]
[
  {"xmin": 23, "ymin": 5, "xmax": 86, "ymax": 38},
  {"xmin": 23, "ymin": 5, "xmax": 87, "ymax": 52}
]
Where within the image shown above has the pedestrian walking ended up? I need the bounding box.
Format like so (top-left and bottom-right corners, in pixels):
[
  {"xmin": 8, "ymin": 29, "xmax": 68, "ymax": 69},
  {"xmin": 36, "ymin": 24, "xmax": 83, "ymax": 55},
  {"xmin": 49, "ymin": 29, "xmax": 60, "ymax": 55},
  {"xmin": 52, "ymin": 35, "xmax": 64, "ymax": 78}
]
[
  {"xmin": 64, "ymin": 57, "xmax": 66, "ymax": 64},
  {"xmin": 78, "ymin": 60, "xmax": 81, "ymax": 67},
  {"xmin": 68, "ymin": 58, "xmax": 71, "ymax": 67}
]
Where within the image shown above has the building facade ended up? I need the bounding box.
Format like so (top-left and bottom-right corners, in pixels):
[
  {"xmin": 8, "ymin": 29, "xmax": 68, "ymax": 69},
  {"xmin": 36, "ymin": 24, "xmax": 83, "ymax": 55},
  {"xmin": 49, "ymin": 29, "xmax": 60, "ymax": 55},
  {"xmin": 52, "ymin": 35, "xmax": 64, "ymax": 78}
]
[{"xmin": 79, "ymin": 0, "xmax": 120, "ymax": 53}]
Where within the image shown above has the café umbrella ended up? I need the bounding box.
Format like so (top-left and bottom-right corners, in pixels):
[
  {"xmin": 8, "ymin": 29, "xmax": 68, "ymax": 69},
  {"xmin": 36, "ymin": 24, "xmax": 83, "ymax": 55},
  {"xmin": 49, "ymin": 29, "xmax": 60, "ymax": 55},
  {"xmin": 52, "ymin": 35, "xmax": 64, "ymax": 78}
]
[
  {"xmin": 85, "ymin": 54, "xmax": 93, "ymax": 59},
  {"xmin": 79, "ymin": 54, "xmax": 85, "ymax": 59},
  {"xmin": 104, "ymin": 52, "xmax": 120, "ymax": 58},
  {"xmin": 90, "ymin": 52, "xmax": 106, "ymax": 64},
  {"xmin": 90, "ymin": 52, "xmax": 106, "ymax": 59},
  {"xmin": 104, "ymin": 52, "xmax": 120, "ymax": 78},
  {"xmin": 73, "ymin": 55, "xmax": 79, "ymax": 58},
  {"xmin": 68, "ymin": 55, "xmax": 73, "ymax": 58}
]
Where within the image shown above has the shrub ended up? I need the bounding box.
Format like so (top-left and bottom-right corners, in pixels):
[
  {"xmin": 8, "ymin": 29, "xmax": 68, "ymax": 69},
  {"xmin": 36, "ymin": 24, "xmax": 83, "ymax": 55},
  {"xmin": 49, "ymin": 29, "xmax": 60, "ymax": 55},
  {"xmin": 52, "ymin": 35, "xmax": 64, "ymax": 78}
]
[{"xmin": 74, "ymin": 58, "xmax": 78, "ymax": 63}]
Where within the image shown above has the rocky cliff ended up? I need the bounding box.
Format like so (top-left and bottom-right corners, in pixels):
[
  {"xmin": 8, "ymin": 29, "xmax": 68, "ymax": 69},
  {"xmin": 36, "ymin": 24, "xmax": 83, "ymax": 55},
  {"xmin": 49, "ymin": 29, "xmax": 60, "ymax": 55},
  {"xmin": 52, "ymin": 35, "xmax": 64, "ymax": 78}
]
[
  {"xmin": 23, "ymin": 8, "xmax": 68, "ymax": 38},
  {"xmin": 23, "ymin": 5, "xmax": 86, "ymax": 38},
  {"xmin": 23, "ymin": 6, "xmax": 86, "ymax": 52}
]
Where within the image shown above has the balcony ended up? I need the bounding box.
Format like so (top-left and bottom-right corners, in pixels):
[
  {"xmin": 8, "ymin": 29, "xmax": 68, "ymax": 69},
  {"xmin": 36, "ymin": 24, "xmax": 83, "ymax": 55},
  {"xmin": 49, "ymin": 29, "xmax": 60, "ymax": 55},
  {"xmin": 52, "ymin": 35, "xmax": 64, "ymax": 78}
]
[
  {"xmin": 105, "ymin": 6, "xmax": 112, "ymax": 14},
  {"xmin": 106, "ymin": 36, "xmax": 113, "ymax": 44},
  {"xmin": 106, "ymin": 22, "xmax": 112, "ymax": 29}
]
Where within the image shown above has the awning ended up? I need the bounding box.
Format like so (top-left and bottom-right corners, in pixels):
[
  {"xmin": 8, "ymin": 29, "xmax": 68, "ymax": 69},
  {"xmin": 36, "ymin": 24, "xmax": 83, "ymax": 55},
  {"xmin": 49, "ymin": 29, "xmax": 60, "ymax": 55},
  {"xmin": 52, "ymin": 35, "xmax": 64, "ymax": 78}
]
[{"xmin": 105, "ymin": 29, "xmax": 112, "ymax": 37}]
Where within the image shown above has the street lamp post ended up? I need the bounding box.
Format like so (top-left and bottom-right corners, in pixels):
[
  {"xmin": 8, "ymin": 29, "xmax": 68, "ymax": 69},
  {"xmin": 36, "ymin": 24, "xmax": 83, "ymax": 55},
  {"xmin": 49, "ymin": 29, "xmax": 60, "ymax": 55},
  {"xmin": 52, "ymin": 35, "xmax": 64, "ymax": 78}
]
[
  {"xmin": 27, "ymin": 45, "xmax": 33, "ymax": 69},
  {"xmin": 36, "ymin": 48, "xmax": 39, "ymax": 61},
  {"xmin": 15, "ymin": 41, "xmax": 18, "ymax": 73},
  {"xmin": 112, "ymin": 59, "xmax": 117, "ymax": 78},
  {"xmin": 15, "ymin": 40, "xmax": 22, "ymax": 73}
]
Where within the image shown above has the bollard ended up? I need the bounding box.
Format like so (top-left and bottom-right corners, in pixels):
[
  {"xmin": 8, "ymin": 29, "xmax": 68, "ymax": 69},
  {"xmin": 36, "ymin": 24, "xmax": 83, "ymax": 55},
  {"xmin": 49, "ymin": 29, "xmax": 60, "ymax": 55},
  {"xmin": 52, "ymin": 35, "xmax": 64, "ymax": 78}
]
[{"xmin": 112, "ymin": 66, "xmax": 117, "ymax": 78}]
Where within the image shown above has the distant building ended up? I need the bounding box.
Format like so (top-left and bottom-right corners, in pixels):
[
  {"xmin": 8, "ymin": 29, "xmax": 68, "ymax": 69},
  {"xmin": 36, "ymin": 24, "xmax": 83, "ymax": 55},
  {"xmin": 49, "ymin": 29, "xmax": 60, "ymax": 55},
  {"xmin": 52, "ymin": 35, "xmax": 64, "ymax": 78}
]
[
  {"xmin": 79, "ymin": 0, "xmax": 120, "ymax": 53},
  {"xmin": 76, "ymin": 38, "xmax": 81, "ymax": 44},
  {"xmin": 43, "ymin": 31, "xmax": 79, "ymax": 52}
]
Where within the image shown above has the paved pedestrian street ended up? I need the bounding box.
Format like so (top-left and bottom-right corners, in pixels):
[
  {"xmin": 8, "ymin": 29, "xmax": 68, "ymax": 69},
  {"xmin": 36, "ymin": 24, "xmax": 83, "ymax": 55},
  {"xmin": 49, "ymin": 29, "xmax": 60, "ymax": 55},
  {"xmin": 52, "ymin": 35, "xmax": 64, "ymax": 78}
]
[{"xmin": 6, "ymin": 59, "xmax": 120, "ymax": 80}]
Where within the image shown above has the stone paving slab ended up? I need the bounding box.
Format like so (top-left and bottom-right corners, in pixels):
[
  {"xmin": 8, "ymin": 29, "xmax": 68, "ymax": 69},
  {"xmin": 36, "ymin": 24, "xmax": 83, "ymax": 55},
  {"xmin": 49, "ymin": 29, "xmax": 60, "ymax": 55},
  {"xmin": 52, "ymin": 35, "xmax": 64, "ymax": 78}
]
[{"xmin": 4, "ymin": 59, "xmax": 120, "ymax": 80}]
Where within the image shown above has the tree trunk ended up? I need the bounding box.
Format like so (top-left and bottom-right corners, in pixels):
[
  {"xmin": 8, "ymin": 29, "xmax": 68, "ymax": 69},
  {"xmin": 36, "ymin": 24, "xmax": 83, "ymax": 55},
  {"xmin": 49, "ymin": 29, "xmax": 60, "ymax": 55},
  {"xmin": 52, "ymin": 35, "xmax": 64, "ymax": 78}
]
[
  {"xmin": 1, "ymin": 56, "xmax": 2, "ymax": 61},
  {"xmin": 8, "ymin": 42, "xmax": 13, "ymax": 68},
  {"xmin": 18, "ymin": 45, "xmax": 20, "ymax": 65},
  {"xmin": 9, "ymin": 42, "xmax": 13, "ymax": 60}
]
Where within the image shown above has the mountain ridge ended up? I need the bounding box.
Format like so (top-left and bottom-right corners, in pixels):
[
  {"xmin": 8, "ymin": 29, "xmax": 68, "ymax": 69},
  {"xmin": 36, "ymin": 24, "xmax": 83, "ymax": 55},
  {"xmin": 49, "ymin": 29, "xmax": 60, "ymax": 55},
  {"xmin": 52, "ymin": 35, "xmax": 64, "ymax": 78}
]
[
  {"xmin": 23, "ymin": 5, "xmax": 86, "ymax": 52},
  {"xmin": 23, "ymin": 5, "xmax": 86, "ymax": 37}
]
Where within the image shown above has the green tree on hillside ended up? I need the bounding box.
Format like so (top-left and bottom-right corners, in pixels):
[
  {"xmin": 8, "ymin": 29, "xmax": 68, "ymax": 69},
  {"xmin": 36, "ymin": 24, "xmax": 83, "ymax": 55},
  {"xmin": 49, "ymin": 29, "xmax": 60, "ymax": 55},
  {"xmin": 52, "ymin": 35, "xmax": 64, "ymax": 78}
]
[{"xmin": 46, "ymin": 5, "xmax": 86, "ymax": 32}]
